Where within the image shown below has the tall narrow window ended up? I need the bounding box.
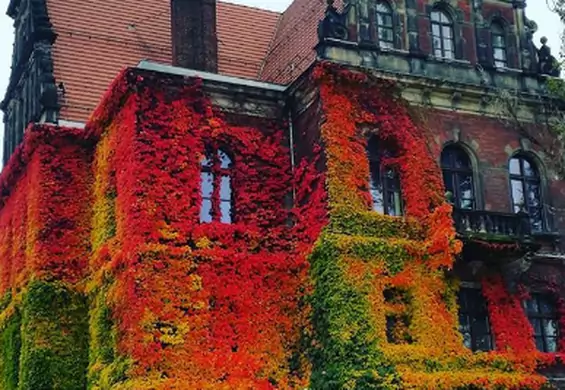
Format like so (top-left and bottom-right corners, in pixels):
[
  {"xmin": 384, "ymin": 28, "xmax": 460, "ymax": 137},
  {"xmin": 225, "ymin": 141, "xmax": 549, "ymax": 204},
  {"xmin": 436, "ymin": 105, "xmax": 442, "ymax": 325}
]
[
  {"xmin": 458, "ymin": 288, "xmax": 494, "ymax": 352},
  {"xmin": 431, "ymin": 10, "xmax": 454, "ymax": 59},
  {"xmin": 367, "ymin": 136, "xmax": 403, "ymax": 216},
  {"xmin": 524, "ymin": 293, "xmax": 559, "ymax": 352},
  {"xmin": 200, "ymin": 148, "xmax": 234, "ymax": 224},
  {"xmin": 492, "ymin": 23, "xmax": 507, "ymax": 68},
  {"xmin": 441, "ymin": 145, "xmax": 475, "ymax": 209},
  {"xmin": 509, "ymin": 155, "xmax": 544, "ymax": 232},
  {"xmin": 376, "ymin": 2, "xmax": 394, "ymax": 49}
]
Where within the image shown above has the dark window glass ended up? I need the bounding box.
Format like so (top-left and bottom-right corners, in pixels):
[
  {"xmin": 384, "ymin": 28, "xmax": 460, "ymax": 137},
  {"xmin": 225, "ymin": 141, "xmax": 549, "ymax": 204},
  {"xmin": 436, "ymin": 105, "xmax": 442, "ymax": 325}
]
[
  {"xmin": 200, "ymin": 148, "xmax": 234, "ymax": 224},
  {"xmin": 509, "ymin": 155, "xmax": 544, "ymax": 232},
  {"xmin": 367, "ymin": 136, "xmax": 403, "ymax": 216},
  {"xmin": 523, "ymin": 294, "xmax": 559, "ymax": 352},
  {"xmin": 376, "ymin": 2, "xmax": 394, "ymax": 49},
  {"xmin": 431, "ymin": 10, "xmax": 454, "ymax": 59},
  {"xmin": 492, "ymin": 23, "xmax": 507, "ymax": 68},
  {"xmin": 458, "ymin": 288, "xmax": 494, "ymax": 352},
  {"xmin": 441, "ymin": 145, "xmax": 475, "ymax": 209}
]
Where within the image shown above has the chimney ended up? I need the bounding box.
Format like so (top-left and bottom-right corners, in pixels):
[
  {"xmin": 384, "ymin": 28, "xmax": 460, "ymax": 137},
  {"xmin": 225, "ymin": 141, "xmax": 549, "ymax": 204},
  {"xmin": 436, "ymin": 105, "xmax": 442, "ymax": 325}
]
[{"xmin": 171, "ymin": 0, "xmax": 218, "ymax": 72}]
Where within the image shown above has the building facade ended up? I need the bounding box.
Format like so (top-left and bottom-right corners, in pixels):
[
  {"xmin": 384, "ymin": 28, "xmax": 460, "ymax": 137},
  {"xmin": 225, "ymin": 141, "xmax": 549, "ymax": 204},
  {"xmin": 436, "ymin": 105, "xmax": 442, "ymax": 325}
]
[{"xmin": 1, "ymin": 0, "xmax": 565, "ymax": 388}]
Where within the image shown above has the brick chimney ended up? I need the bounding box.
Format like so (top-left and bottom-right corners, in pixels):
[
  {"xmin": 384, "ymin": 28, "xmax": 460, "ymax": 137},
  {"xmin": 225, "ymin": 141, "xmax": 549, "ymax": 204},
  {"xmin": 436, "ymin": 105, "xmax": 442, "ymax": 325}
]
[{"xmin": 171, "ymin": 0, "xmax": 218, "ymax": 72}]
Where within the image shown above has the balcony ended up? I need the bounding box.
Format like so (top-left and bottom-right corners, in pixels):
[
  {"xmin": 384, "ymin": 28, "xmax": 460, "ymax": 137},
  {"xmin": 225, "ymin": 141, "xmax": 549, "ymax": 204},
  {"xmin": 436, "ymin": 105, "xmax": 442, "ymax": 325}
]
[{"xmin": 452, "ymin": 208, "xmax": 531, "ymax": 241}]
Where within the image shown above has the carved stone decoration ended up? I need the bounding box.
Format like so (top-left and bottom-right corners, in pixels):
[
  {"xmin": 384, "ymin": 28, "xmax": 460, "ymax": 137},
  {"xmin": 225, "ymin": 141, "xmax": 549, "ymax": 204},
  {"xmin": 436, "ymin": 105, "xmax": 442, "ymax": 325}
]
[
  {"xmin": 318, "ymin": 1, "xmax": 349, "ymax": 42},
  {"xmin": 501, "ymin": 252, "xmax": 534, "ymax": 293},
  {"xmin": 1, "ymin": 0, "xmax": 59, "ymax": 165},
  {"xmin": 537, "ymin": 37, "xmax": 561, "ymax": 77}
]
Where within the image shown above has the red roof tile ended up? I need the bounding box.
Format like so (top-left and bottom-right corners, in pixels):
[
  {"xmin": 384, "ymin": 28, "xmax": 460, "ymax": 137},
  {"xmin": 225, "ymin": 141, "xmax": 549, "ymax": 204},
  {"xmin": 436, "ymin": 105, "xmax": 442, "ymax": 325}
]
[
  {"xmin": 259, "ymin": 0, "xmax": 344, "ymax": 84},
  {"xmin": 47, "ymin": 0, "xmax": 280, "ymax": 123}
]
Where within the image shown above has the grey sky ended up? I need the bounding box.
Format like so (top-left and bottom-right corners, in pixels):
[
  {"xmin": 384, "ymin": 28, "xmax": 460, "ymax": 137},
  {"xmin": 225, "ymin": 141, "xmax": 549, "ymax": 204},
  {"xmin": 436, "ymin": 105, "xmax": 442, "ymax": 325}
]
[{"xmin": 0, "ymin": 0, "xmax": 562, "ymax": 163}]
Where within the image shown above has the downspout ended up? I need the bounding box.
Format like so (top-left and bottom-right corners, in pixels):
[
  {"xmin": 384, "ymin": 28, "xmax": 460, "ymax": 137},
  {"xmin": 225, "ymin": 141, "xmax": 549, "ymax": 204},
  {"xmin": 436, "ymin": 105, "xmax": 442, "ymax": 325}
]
[{"xmin": 288, "ymin": 110, "xmax": 296, "ymax": 203}]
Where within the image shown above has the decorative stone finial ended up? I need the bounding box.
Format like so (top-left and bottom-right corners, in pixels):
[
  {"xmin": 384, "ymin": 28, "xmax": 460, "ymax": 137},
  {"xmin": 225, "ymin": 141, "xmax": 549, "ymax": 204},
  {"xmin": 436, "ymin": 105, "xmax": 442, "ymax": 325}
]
[{"xmin": 540, "ymin": 36, "xmax": 548, "ymax": 46}]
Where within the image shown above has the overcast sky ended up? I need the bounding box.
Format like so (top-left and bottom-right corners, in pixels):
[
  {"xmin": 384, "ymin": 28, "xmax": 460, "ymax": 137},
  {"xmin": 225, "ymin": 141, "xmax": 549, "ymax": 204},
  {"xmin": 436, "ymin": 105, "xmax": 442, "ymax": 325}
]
[{"xmin": 0, "ymin": 0, "xmax": 562, "ymax": 163}]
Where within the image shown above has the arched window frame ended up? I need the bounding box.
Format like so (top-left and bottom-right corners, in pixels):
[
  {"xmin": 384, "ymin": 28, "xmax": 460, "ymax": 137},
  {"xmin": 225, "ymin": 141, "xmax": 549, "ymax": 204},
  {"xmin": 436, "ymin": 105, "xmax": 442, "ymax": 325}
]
[
  {"xmin": 366, "ymin": 136, "xmax": 404, "ymax": 216},
  {"xmin": 491, "ymin": 21, "xmax": 508, "ymax": 68},
  {"xmin": 200, "ymin": 146, "xmax": 234, "ymax": 224},
  {"xmin": 375, "ymin": 1, "xmax": 395, "ymax": 49},
  {"xmin": 508, "ymin": 153, "xmax": 547, "ymax": 233},
  {"xmin": 430, "ymin": 7, "xmax": 455, "ymax": 59},
  {"xmin": 440, "ymin": 144, "xmax": 477, "ymax": 210}
]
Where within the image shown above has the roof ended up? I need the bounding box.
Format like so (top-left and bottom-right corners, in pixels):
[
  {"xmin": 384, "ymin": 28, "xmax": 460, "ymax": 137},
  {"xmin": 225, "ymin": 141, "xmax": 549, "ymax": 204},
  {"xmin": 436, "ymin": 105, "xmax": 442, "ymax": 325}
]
[
  {"xmin": 48, "ymin": 0, "xmax": 282, "ymax": 123},
  {"xmin": 258, "ymin": 0, "xmax": 344, "ymax": 84}
]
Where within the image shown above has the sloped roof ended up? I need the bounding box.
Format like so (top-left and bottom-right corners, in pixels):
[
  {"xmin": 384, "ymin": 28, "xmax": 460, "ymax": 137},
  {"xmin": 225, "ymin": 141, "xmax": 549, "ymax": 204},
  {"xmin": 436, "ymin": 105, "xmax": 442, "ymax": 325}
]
[
  {"xmin": 259, "ymin": 0, "xmax": 344, "ymax": 84},
  {"xmin": 48, "ymin": 0, "xmax": 281, "ymax": 123}
]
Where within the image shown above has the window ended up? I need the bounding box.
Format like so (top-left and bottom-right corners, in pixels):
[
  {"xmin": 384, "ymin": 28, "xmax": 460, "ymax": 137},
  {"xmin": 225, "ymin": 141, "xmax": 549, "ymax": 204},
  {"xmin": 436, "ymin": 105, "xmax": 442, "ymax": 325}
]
[
  {"xmin": 200, "ymin": 148, "xmax": 233, "ymax": 224},
  {"xmin": 376, "ymin": 2, "xmax": 394, "ymax": 49},
  {"xmin": 458, "ymin": 288, "xmax": 494, "ymax": 352},
  {"xmin": 492, "ymin": 23, "xmax": 507, "ymax": 68},
  {"xmin": 523, "ymin": 293, "xmax": 559, "ymax": 353},
  {"xmin": 367, "ymin": 136, "xmax": 403, "ymax": 216},
  {"xmin": 441, "ymin": 145, "xmax": 475, "ymax": 209},
  {"xmin": 509, "ymin": 155, "xmax": 544, "ymax": 232},
  {"xmin": 431, "ymin": 10, "xmax": 454, "ymax": 59}
]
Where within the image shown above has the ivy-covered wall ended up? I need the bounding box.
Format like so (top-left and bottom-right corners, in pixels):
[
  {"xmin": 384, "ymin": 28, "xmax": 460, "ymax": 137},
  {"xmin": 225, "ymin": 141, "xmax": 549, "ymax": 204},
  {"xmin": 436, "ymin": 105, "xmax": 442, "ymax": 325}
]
[{"xmin": 0, "ymin": 63, "xmax": 564, "ymax": 389}]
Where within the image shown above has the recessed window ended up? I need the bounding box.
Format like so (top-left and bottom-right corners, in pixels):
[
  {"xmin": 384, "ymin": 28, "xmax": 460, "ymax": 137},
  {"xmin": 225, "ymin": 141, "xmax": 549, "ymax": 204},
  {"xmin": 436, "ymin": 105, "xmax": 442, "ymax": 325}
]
[
  {"xmin": 431, "ymin": 10, "xmax": 454, "ymax": 59},
  {"xmin": 523, "ymin": 293, "xmax": 559, "ymax": 353},
  {"xmin": 458, "ymin": 288, "xmax": 494, "ymax": 352},
  {"xmin": 367, "ymin": 136, "xmax": 403, "ymax": 216},
  {"xmin": 492, "ymin": 23, "xmax": 507, "ymax": 68},
  {"xmin": 200, "ymin": 148, "xmax": 234, "ymax": 224},
  {"xmin": 509, "ymin": 155, "xmax": 544, "ymax": 232},
  {"xmin": 441, "ymin": 145, "xmax": 475, "ymax": 209},
  {"xmin": 376, "ymin": 2, "xmax": 394, "ymax": 49}
]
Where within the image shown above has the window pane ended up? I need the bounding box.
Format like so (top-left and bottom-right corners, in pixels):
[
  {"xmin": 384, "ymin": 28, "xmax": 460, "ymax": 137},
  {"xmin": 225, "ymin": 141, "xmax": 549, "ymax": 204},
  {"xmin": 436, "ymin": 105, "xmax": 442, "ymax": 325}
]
[
  {"xmin": 511, "ymin": 180, "xmax": 525, "ymax": 211},
  {"xmin": 458, "ymin": 174, "xmax": 474, "ymax": 200},
  {"xmin": 376, "ymin": 3, "xmax": 390, "ymax": 13},
  {"xmin": 494, "ymin": 48, "xmax": 505, "ymax": 60},
  {"xmin": 535, "ymin": 336, "xmax": 545, "ymax": 352},
  {"xmin": 200, "ymin": 199, "xmax": 213, "ymax": 223},
  {"xmin": 442, "ymin": 26, "xmax": 452, "ymax": 38},
  {"xmin": 509, "ymin": 158, "xmax": 521, "ymax": 175},
  {"xmin": 220, "ymin": 201, "xmax": 232, "ymax": 224},
  {"xmin": 201, "ymin": 154, "xmax": 212, "ymax": 168},
  {"xmin": 475, "ymin": 335, "xmax": 492, "ymax": 352},
  {"xmin": 201, "ymin": 172, "xmax": 214, "ymax": 198},
  {"xmin": 381, "ymin": 40, "xmax": 394, "ymax": 49},
  {"xmin": 540, "ymin": 299, "xmax": 555, "ymax": 315},
  {"xmin": 432, "ymin": 24, "xmax": 440, "ymax": 37},
  {"xmin": 493, "ymin": 35, "xmax": 504, "ymax": 47},
  {"xmin": 431, "ymin": 11, "xmax": 441, "ymax": 22},
  {"xmin": 370, "ymin": 178, "xmax": 385, "ymax": 214},
  {"xmin": 220, "ymin": 176, "xmax": 231, "ymax": 201},
  {"xmin": 444, "ymin": 50, "xmax": 454, "ymax": 59},
  {"xmin": 546, "ymin": 337, "xmax": 557, "ymax": 353},
  {"xmin": 218, "ymin": 149, "xmax": 232, "ymax": 169},
  {"xmin": 495, "ymin": 60, "xmax": 506, "ymax": 68},
  {"xmin": 444, "ymin": 39, "xmax": 453, "ymax": 51},
  {"xmin": 526, "ymin": 183, "xmax": 541, "ymax": 207},
  {"xmin": 525, "ymin": 298, "xmax": 539, "ymax": 314},
  {"xmin": 523, "ymin": 159, "xmax": 536, "ymax": 177},
  {"xmin": 440, "ymin": 12, "xmax": 450, "ymax": 23},
  {"xmin": 544, "ymin": 319, "xmax": 559, "ymax": 337},
  {"xmin": 531, "ymin": 318, "xmax": 542, "ymax": 335}
]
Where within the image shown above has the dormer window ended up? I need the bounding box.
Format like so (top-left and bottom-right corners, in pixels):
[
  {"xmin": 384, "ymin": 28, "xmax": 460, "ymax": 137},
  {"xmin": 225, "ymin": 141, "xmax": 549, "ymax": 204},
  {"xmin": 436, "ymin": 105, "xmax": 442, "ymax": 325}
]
[
  {"xmin": 492, "ymin": 23, "xmax": 507, "ymax": 68},
  {"xmin": 367, "ymin": 136, "xmax": 403, "ymax": 216},
  {"xmin": 376, "ymin": 2, "xmax": 394, "ymax": 49},
  {"xmin": 431, "ymin": 10, "xmax": 454, "ymax": 59}
]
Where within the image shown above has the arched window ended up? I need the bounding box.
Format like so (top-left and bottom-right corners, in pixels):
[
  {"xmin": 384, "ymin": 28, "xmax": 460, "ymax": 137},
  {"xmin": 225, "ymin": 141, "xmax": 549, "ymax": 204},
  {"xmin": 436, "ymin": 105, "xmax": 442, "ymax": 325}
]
[
  {"xmin": 200, "ymin": 147, "xmax": 233, "ymax": 224},
  {"xmin": 431, "ymin": 10, "xmax": 454, "ymax": 59},
  {"xmin": 376, "ymin": 2, "xmax": 394, "ymax": 49},
  {"xmin": 441, "ymin": 145, "xmax": 475, "ymax": 209},
  {"xmin": 492, "ymin": 23, "xmax": 507, "ymax": 68},
  {"xmin": 509, "ymin": 155, "xmax": 543, "ymax": 232},
  {"xmin": 367, "ymin": 136, "xmax": 403, "ymax": 216}
]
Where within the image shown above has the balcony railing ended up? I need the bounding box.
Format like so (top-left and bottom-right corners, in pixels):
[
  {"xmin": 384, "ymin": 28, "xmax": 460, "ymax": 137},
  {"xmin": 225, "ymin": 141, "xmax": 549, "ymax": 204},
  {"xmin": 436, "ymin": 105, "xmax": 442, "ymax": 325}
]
[{"xmin": 452, "ymin": 208, "xmax": 531, "ymax": 240}]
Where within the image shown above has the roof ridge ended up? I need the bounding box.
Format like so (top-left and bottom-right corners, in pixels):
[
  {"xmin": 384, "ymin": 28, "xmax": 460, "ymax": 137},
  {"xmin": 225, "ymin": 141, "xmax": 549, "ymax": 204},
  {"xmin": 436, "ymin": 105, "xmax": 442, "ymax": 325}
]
[
  {"xmin": 257, "ymin": 7, "xmax": 285, "ymax": 78},
  {"xmin": 218, "ymin": 0, "xmax": 283, "ymax": 16}
]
